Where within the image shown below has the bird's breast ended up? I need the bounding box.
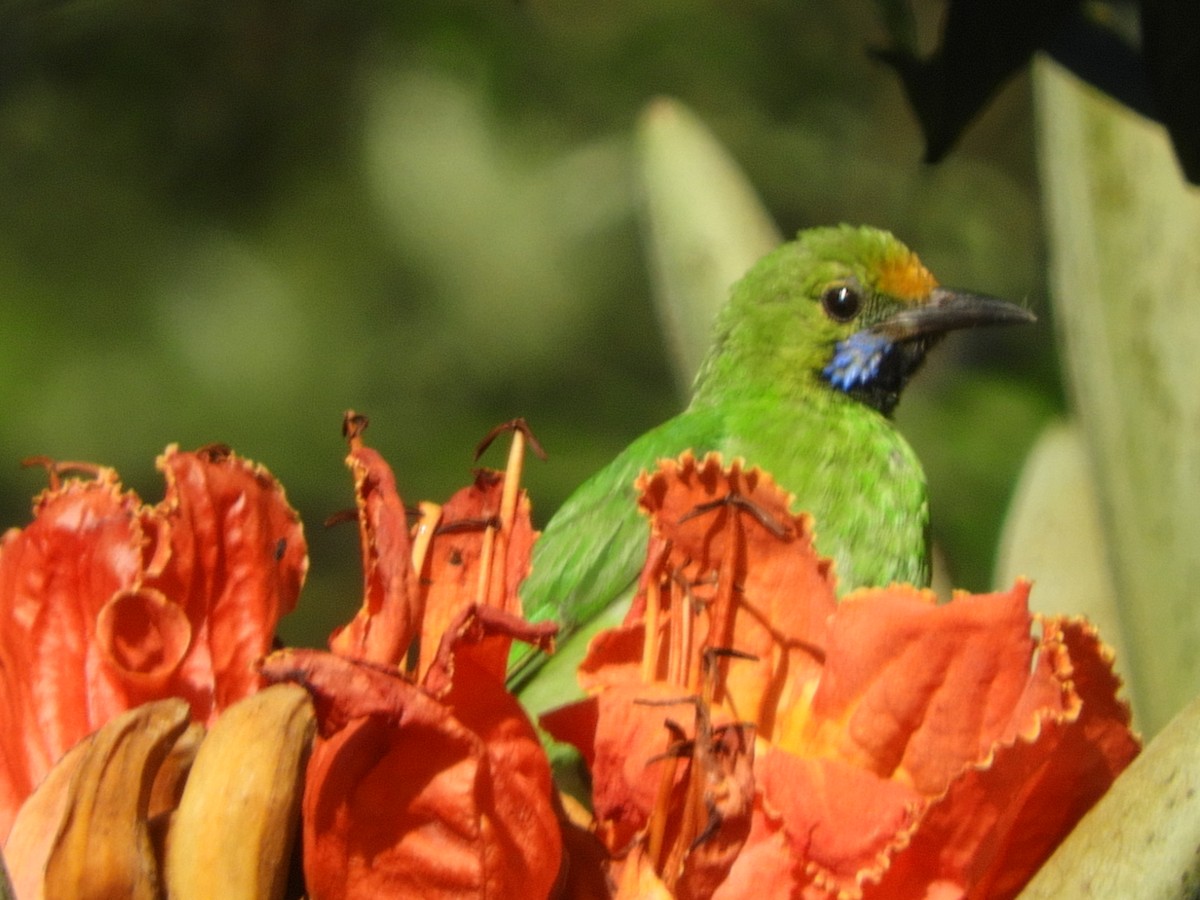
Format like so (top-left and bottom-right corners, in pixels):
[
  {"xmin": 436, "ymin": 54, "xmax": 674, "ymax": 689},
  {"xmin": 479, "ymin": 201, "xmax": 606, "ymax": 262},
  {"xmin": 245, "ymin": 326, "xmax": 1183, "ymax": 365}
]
[{"xmin": 717, "ymin": 399, "xmax": 930, "ymax": 594}]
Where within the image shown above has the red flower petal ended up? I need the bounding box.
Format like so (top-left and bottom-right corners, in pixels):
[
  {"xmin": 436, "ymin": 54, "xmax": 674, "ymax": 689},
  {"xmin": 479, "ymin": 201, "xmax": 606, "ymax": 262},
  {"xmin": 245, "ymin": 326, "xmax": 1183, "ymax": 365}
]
[
  {"xmin": 0, "ymin": 474, "xmax": 142, "ymax": 835},
  {"xmin": 326, "ymin": 419, "xmax": 545, "ymax": 681},
  {"xmin": 543, "ymin": 680, "xmax": 756, "ymax": 897},
  {"xmin": 0, "ymin": 448, "xmax": 306, "ymax": 842},
  {"xmin": 710, "ymin": 795, "xmax": 796, "ymax": 899},
  {"xmin": 416, "ymin": 469, "xmax": 538, "ymax": 685},
  {"xmin": 863, "ymin": 618, "xmax": 1139, "ymax": 900},
  {"xmin": 792, "ymin": 584, "xmax": 1042, "ymax": 794},
  {"xmin": 547, "ymin": 453, "xmax": 1140, "ymax": 899},
  {"xmin": 759, "ymin": 750, "xmax": 919, "ymax": 884},
  {"xmin": 634, "ymin": 453, "xmax": 836, "ymax": 730},
  {"xmin": 327, "ymin": 440, "xmax": 418, "ymax": 667},
  {"xmin": 143, "ymin": 446, "xmax": 307, "ymax": 718},
  {"xmin": 263, "ymin": 648, "xmax": 561, "ymax": 900},
  {"xmin": 546, "ymin": 682, "xmax": 688, "ymax": 851}
]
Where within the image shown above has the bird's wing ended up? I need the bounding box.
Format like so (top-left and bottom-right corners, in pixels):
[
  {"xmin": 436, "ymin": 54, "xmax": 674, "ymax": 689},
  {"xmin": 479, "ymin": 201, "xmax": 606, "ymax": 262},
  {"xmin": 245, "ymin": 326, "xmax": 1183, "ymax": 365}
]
[{"xmin": 510, "ymin": 407, "xmax": 725, "ymax": 682}]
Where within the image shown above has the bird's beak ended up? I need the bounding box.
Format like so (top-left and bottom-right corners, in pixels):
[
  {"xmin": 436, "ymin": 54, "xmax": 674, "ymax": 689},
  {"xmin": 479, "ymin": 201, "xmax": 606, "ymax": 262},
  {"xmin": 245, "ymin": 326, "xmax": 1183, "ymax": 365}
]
[{"xmin": 873, "ymin": 288, "xmax": 1036, "ymax": 341}]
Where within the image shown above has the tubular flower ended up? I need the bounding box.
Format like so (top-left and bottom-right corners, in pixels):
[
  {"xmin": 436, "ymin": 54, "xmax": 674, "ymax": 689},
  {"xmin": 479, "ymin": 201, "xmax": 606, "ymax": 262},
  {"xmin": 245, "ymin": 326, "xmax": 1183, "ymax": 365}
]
[
  {"xmin": 542, "ymin": 452, "xmax": 1140, "ymax": 900},
  {"xmin": 0, "ymin": 446, "xmax": 307, "ymax": 842},
  {"xmin": 262, "ymin": 414, "xmax": 561, "ymax": 900}
]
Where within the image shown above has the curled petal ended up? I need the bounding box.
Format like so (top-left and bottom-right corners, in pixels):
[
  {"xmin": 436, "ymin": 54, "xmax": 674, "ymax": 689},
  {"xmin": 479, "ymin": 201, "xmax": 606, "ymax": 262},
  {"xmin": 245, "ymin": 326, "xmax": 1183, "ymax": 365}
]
[
  {"xmin": 421, "ymin": 604, "xmax": 555, "ymax": 700},
  {"xmin": 95, "ymin": 588, "xmax": 191, "ymax": 691},
  {"xmin": 327, "ymin": 442, "xmax": 417, "ymax": 667}
]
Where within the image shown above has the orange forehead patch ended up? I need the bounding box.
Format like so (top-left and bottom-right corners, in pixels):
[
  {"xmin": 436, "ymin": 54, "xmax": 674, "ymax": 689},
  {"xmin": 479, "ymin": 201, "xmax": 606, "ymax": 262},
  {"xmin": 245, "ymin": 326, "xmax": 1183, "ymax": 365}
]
[{"xmin": 877, "ymin": 251, "xmax": 938, "ymax": 303}]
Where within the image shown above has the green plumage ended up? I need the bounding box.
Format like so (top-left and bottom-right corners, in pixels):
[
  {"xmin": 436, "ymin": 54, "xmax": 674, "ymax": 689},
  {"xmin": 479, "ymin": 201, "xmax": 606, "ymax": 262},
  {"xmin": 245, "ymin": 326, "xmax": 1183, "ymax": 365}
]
[{"xmin": 515, "ymin": 225, "xmax": 1031, "ymax": 693}]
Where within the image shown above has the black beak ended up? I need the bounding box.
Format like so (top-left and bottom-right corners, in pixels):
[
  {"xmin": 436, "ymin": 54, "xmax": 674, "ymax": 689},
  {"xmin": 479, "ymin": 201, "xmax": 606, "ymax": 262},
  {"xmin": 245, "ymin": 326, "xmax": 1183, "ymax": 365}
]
[{"xmin": 873, "ymin": 288, "xmax": 1036, "ymax": 341}]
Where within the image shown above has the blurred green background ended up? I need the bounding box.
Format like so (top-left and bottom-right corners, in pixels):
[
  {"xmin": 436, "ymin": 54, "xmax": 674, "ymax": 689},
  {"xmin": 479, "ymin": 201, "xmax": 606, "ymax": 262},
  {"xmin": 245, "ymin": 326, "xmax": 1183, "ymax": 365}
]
[{"xmin": 0, "ymin": 0, "xmax": 1060, "ymax": 645}]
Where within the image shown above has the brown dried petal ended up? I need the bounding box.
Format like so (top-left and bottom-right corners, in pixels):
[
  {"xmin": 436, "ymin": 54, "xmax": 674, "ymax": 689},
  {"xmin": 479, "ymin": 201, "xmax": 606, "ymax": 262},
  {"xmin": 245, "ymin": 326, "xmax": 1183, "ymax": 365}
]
[
  {"xmin": 165, "ymin": 683, "xmax": 315, "ymax": 900},
  {"xmin": 6, "ymin": 699, "xmax": 191, "ymax": 900}
]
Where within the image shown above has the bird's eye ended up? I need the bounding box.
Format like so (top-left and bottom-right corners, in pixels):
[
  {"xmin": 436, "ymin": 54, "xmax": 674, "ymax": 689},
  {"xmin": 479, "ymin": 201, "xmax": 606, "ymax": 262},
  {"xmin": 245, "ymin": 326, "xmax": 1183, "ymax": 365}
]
[{"xmin": 821, "ymin": 284, "xmax": 862, "ymax": 322}]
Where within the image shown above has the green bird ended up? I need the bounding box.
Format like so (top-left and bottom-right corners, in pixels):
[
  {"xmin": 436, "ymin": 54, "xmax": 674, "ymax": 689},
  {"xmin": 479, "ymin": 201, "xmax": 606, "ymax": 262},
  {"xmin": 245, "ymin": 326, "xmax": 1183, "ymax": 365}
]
[{"xmin": 514, "ymin": 224, "xmax": 1033, "ymax": 698}]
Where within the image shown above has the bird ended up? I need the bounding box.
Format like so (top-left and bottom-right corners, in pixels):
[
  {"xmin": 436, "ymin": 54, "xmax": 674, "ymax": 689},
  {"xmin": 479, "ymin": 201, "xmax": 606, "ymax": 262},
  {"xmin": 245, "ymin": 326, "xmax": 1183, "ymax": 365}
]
[{"xmin": 512, "ymin": 224, "xmax": 1034, "ymax": 699}]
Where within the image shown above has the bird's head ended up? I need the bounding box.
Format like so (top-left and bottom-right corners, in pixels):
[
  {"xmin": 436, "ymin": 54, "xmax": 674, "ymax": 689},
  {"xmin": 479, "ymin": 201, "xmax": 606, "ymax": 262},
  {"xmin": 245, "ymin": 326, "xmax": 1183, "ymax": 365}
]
[{"xmin": 696, "ymin": 225, "xmax": 1035, "ymax": 416}]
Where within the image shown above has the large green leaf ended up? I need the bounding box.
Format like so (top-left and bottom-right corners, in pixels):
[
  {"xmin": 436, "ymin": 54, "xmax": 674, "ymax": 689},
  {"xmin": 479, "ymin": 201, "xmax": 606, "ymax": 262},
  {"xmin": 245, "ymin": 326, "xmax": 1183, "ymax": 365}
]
[
  {"xmin": 1034, "ymin": 56, "xmax": 1200, "ymax": 735},
  {"xmin": 636, "ymin": 97, "xmax": 781, "ymax": 391}
]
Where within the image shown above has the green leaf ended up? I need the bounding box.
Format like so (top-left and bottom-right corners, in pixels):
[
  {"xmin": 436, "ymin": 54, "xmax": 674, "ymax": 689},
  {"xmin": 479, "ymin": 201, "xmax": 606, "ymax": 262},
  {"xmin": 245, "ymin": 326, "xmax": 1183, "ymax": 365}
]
[
  {"xmin": 636, "ymin": 97, "xmax": 781, "ymax": 391},
  {"xmin": 1034, "ymin": 56, "xmax": 1200, "ymax": 734}
]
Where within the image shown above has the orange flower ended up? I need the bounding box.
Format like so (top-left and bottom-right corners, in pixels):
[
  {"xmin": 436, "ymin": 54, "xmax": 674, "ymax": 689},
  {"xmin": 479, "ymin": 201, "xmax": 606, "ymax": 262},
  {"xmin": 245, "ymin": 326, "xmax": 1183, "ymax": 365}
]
[
  {"xmin": 262, "ymin": 414, "xmax": 561, "ymax": 900},
  {"xmin": 0, "ymin": 445, "xmax": 307, "ymax": 842},
  {"xmin": 542, "ymin": 452, "xmax": 1140, "ymax": 899}
]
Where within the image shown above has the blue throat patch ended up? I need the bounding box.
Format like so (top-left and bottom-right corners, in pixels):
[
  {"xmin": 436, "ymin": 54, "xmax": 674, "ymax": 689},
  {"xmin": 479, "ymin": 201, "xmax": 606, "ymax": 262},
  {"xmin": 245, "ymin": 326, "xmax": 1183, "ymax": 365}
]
[{"xmin": 823, "ymin": 330, "xmax": 892, "ymax": 392}]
